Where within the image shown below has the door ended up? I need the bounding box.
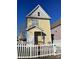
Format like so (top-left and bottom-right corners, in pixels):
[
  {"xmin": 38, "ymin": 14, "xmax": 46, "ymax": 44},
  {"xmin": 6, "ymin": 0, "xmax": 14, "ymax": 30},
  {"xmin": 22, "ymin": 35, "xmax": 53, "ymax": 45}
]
[
  {"xmin": 34, "ymin": 32, "xmax": 46, "ymax": 45},
  {"xmin": 51, "ymin": 34, "xmax": 54, "ymax": 43},
  {"xmin": 34, "ymin": 35, "xmax": 38, "ymax": 44}
]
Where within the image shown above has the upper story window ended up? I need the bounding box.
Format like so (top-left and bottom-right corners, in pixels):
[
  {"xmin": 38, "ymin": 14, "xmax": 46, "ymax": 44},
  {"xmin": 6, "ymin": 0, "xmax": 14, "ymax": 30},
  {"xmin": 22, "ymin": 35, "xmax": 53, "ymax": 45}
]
[
  {"xmin": 32, "ymin": 19, "xmax": 38, "ymax": 26},
  {"xmin": 38, "ymin": 12, "xmax": 40, "ymax": 16}
]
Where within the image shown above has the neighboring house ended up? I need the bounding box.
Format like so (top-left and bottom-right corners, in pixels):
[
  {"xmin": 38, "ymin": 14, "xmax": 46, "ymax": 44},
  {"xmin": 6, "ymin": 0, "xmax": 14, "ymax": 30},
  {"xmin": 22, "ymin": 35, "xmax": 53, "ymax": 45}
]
[
  {"xmin": 51, "ymin": 19, "xmax": 61, "ymax": 47},
  {"xmin": 26, "ymin": 5, "xmax": 52, "ymax": 45}
]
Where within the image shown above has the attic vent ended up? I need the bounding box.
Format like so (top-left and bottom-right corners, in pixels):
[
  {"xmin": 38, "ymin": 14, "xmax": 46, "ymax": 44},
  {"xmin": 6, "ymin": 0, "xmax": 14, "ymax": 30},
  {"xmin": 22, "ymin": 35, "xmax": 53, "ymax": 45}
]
[{"xmin": 38, "ymin": 12, "xmax": 40, "ymax": 16}]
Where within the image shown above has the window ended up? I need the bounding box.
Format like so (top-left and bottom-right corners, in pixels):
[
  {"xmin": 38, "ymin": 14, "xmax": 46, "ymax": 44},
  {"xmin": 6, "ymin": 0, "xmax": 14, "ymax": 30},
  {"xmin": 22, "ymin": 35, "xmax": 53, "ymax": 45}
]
[
  {"xmin": 38, "ymin": 12, "xmax": 40, "ymax": 16},
  {"xmin": 32, "ymin": 19, "xmax": 38, "ymax": 26}
]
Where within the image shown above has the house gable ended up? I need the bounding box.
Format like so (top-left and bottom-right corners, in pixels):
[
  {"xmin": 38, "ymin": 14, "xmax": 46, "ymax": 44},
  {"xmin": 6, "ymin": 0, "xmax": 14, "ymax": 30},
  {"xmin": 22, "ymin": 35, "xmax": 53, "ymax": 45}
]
[{"xmin": 26, "ymin": 4, "xmax": 51, "ymax": 19}]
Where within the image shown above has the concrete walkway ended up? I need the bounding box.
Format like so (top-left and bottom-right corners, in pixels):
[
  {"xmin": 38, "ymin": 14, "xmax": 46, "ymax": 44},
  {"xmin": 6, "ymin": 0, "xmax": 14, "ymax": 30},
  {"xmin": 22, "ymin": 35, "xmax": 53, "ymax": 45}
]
[{"xmin": 18, "ymin": 55, "xmax": 61, "ymax": 59}]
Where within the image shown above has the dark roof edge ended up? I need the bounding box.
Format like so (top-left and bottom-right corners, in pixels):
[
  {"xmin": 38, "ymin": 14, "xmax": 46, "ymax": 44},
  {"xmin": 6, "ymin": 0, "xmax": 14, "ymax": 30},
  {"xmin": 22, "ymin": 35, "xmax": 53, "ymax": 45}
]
[{"xmin": 51, "ymin": 19, "xmax": 61, "ymax": 29}]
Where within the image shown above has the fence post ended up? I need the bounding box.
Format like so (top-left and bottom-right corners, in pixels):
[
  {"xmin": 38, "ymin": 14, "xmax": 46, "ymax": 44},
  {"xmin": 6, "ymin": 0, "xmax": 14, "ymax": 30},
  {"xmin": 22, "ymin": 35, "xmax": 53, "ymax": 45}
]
[
  {"xmin": 30, "ymin": 45, "xmax": 32, "ymax": 58},
  {"xmin": 53, "ymin": 44, "xmax": 56, "ymax": 56},
  {"xmin": 37, "ymin": 45, "xmax": 38, "ymax": 57}
]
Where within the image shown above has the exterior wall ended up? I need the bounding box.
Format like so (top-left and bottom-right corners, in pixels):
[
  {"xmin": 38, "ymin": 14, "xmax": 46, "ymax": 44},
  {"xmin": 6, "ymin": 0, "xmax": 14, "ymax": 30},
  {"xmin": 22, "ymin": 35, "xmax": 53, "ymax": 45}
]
[
  {"xmin": 39, "ymin": 19, "xmax": 51, "ymax": 44},
  {"xmin": 51, "ymin": 25, "xmax": 61, "ymax": 47},
  {"xmin": 27, "ymin": 18, "xmax": 32, "ymax": 28},
  {"xmin": 27, "ymin": 18, "xmax": 51, "ymax": 45}
]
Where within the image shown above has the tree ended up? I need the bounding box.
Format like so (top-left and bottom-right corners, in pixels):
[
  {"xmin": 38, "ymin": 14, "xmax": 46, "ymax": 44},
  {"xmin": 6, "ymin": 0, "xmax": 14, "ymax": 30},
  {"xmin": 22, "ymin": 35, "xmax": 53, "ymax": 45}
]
[{"xmin": 18, "ymin": 32, "xmax": 26, "ymax": 41}]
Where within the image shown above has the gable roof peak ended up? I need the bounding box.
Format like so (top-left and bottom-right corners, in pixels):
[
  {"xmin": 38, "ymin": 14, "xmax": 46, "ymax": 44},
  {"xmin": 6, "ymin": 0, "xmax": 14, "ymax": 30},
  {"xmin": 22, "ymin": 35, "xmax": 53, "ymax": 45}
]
[
  {"xmin": 37, "ymin": 4, "xmax": 40, "ymax": 6},
  {"xmin": 26, "ymin": 4, "xmax": 51, "ymax": 19},
  {"xmin": 37, "ymin": 4, "xmax": 42, "ymax": 7}
]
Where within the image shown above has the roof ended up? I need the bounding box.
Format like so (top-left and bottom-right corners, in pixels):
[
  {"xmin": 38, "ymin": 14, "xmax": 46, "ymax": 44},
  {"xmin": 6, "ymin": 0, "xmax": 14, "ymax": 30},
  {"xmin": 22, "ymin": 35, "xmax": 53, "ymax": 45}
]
[
  {"xmin": 26, "ymin": 25, "xmax": 43, "ymax": 31},
  {"xmin": 26, "ymin": 4, "xmax": 51, "ymax": 19},
  {"xmin": 51, "ymin": 19, "xmax": 61, "ymax": 29},
  {"xmin": 26, "ymin": 25, "xmax": 46, "ymax": 34}
]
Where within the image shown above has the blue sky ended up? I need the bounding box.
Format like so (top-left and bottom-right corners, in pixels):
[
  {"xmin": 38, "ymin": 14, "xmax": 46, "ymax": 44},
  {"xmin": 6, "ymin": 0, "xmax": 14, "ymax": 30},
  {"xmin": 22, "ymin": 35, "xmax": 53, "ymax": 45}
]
[{"xmin": 17, "ymin": 0, "xmax": 61, "ymax": 35}]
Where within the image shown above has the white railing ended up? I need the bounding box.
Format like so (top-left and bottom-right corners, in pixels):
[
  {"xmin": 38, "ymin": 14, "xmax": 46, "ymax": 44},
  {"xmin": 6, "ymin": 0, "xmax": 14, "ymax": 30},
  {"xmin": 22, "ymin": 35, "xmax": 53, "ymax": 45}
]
[{"xmin": 17, "ymin": 43, "xmax": 60, "ymax": 58}]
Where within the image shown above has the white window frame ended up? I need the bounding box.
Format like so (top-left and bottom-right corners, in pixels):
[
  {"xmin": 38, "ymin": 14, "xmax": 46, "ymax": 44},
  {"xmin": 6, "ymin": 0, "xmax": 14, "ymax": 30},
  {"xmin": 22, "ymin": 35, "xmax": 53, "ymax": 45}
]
[{"xmin": 32, "ymin": 19, "xmax": 38, "ymax": 26}]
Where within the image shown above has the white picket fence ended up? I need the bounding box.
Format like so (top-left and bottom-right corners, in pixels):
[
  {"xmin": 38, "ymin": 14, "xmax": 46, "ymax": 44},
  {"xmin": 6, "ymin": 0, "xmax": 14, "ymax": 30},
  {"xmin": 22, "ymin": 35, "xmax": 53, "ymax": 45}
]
[{"xmin": 17, "ymin": 43, "xmax": 60, "ymax": 58}]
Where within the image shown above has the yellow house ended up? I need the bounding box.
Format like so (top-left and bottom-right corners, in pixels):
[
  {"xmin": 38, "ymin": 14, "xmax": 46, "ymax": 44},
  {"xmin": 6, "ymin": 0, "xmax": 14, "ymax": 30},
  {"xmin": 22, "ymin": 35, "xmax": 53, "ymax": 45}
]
[{"xmin": 26, "ymin": 5, "xmax": 52, "ymax": 45}]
